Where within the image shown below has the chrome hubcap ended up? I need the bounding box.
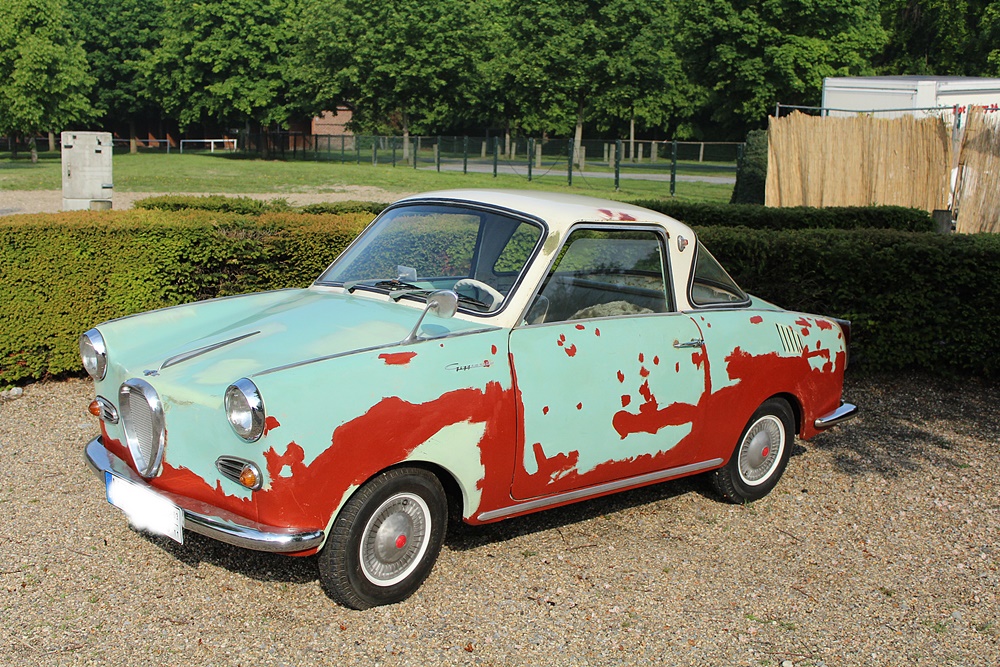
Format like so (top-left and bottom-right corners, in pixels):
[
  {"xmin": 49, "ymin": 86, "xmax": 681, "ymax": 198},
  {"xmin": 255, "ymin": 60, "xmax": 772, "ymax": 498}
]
[
  {"xmin": 738, "ymin": 415, "xmax": 784, "ymax": 486},
  {"xmin": 360, "ymin": 492, "xmax": 430, "ymax": 587}
]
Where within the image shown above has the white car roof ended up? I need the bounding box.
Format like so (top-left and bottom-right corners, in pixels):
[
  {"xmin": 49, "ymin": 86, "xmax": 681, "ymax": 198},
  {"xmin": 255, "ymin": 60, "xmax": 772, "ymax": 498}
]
[{"xmin": 395, "ymin": 189, "xmax": 696, "ymax": 238}]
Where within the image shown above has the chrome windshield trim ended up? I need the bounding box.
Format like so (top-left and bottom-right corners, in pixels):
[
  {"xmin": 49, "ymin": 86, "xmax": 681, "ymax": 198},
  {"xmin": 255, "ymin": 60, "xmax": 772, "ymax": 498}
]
[
  {"xmin": 252, "ymin": 326, "xmax": 501, "ymax": 377},
  {"xmin": 161, "ymin": 331, "xmax": 260, "ymax": 370},
  {"xmin": 476, "ymin": 458, "xmax": 724, "ymax": 522},
  {"xmin": 814, "ymin": 402, "xmax": 859, "ymax": 430},
  {"xmin": 85, "ymin": 437, "xmax": 324, "ymax": 553}
]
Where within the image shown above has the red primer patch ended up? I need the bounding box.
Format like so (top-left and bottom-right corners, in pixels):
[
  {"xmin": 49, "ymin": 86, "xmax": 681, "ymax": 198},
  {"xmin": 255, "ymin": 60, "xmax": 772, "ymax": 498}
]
[
  {"xmin": 575, "ymin": 324, "xmax": 585, "ymax": 331},
  {"xmin": 263, "ymin": 416, "xmax": 281, "ymax": 435},
  {"xmin": 564, "ymin": 344, "xmax": 577, "ymax": 357},
  {"xmin": 817, "ymin": 320, "xmax": 833, "ymax": 330},
  {"xmin": 576, "ymin": 403, "xmax": 583, "ymax": 410},
  {"xmin": 617, "ymin": 370, "xmax": 625, "ymax": 383},
  {"xmin": 750, "ymin": 315, "xmax": 763, "ymax": 324},
  {"xmin": 621, "ymin": 395, "xmax": 631, "ymax": 407},
  {"xmin": 595, "ymin": 329, "xmax": 601, "ymax": 336},
  {"xmin": 542, "ymin": 406, "xmax": 549, "ymax": 415},
  {"xmin": 639, "ymin": 367, "xmax": 650, "ymax": 378},
  {"xmin": 491, "ymin": 344, "xmax": 497, "ymax": 355},
  {"xmin": 378, "ymin": 351, "xmax": 417, "ymax": 366}
]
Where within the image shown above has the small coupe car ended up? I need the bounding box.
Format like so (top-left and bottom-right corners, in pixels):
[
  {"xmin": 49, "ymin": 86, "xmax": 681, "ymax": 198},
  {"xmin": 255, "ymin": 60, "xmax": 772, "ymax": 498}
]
[{"xmin": 82, "ymin": 189, "xmax": 856, "ymax": 609}]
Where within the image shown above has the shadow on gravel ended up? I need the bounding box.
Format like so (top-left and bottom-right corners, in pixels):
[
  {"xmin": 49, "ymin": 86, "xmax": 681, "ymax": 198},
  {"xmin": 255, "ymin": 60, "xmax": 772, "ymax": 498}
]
[{"xmin": 810, "ymin": 373, "xmax": 1000, "ymax": 479}]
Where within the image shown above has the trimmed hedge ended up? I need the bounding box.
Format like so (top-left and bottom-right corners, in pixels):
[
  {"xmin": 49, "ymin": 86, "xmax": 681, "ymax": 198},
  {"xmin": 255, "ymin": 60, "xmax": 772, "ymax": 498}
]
[
  {"xmin": 699, "ymin": 226, "xmax": 1000, "ymax": 377},
  {"xmin": 0, "ymin": 209, "xmax": 373, "ymax": 385},
  {"xmin": 134, "ymin": 194, "xmax": 388, "ymax": 217},
  {"xmin": 134, "ymin": 194, "xmax": 292, "ymax": 215},
  {"xmin": 630, "ymin": 199, "xmax": 936, "ymax": 233},
  {"xmin": 2, "ymin": 207, "xmax": 999, "ymax": 384}
]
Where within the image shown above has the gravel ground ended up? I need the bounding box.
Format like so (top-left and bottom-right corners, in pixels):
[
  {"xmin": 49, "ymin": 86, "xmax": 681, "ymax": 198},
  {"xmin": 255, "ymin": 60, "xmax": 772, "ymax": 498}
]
[
  {"xmin": 0, "ymin": 187, "xmax": 407, "ymax": 216},
  {"xmin": 1, "ymin": 375, "xmax": 997, "ymax": 666}
]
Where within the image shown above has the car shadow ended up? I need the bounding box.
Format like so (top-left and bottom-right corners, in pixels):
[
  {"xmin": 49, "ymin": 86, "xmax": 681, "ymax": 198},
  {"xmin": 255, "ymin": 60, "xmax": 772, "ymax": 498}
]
[{"xmin": 809, "ymin": 372, "xmax": 1000, "ymax": 478}]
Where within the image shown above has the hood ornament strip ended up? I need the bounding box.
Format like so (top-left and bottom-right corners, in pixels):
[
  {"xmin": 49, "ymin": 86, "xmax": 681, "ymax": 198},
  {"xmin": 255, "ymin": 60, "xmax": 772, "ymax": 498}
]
[{"xmin": 160, "ymin": 331, "xmax": 261, "ymax": 370}]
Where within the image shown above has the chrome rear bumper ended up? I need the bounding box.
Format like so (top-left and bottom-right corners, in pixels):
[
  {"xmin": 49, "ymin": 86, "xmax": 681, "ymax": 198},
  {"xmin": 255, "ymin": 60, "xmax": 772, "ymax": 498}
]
[
  {"xmin": 814, "ymin": 402, "xmax": 859, "ymax": 430},
  {"xmin": 84, "ymin": 437, "xmax": 325, "ymax": 553}
]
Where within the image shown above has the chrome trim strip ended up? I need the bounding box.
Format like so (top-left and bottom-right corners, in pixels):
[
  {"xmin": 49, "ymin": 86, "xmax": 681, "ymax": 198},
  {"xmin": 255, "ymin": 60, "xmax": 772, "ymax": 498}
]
[
  {"xmin": 161, "ymin": 331, "xmax": 260, "ymax": 370},
  {"xmin": 94, "ymin": 395, "xmax": 119, "ymax": 424},
  {"xmin": 85, "ymin": 437, "xmax": 324, "ymax": 553},
  {"xmin": 476, "ymin": 458, "xmax": 724, "ymax": 522},
  {"xmin": 814, "ymin": 402, "xmax": 859, "ymax": 430},
  {"xmin": 253, "ymin": 326, "xmax": 500, "ymax": 377}
]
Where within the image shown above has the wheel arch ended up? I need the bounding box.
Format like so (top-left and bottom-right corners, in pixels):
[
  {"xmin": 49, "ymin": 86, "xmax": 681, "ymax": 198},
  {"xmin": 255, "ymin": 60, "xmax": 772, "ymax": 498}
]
[{"xmin": 771, "ymin": 392, "xmax": 802, "ymax": 436}]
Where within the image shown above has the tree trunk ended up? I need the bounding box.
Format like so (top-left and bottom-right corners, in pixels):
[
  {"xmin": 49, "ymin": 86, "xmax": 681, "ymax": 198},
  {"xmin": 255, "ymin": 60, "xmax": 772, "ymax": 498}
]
[
  {"xmin": 11, "ymin": 133, "xmax": 19, "ymax": 159},
  {"xmin": 504, "ymin": 128, "xmax": 511, "ymax": 158},
  {"xmin": 48, "ymin": 131, "xmax": 56, "ymax": 152},
  {"xmin": 574, "ymin": 103, "xmax": 585, "ymax": 167},
  {"xmin": 30, "ymin": 136, "xmax": 38, "ymax": 164},
  {"xmin": 130, "ymin": 119, "xmax": 138, "ymax": 154},
  {"xmin": 402, "ymin": 111, "xmax": 410, "ymax": 161},
  {"xmin": 629, "ymin": 116, "xmax": 635, "ymax": 162}
]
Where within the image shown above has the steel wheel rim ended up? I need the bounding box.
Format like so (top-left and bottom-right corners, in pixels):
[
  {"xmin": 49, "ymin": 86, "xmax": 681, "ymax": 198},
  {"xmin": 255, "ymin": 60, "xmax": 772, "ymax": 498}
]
[
  {"xmin": 359, "ymin": 492, "xmax": 431, "ymax": 587},
  {"xmin": 738, "ymin": 415, "xmax": 785, "ymax": 487}
]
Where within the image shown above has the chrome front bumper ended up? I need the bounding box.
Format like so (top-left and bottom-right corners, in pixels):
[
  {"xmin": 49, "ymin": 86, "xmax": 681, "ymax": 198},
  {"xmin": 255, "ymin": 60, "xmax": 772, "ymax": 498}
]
[
  {"xmin": 814, "ymin": 402, "xmax": 859, "ymax": 430},
  {"xmin": 84, "ymin": 437, "xmax": 325, "ymax": 553}
]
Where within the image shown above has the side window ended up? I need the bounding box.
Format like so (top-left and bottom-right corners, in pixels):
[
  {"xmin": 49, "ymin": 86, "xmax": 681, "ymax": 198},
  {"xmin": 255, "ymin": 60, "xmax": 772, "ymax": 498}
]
[
  {"xmin": 689, "ymin": 241, "xmax": 749, "ymax": 307},
  {"xmin": 528, "ymin": 228, "xmax": 671, "ymax": 324}
]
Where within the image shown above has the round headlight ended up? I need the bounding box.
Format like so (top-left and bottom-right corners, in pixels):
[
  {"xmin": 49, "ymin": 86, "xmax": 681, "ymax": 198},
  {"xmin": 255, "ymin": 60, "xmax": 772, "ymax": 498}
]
[
  {"xmin": 225, "ymin": 378, "xmax": 265, "ymax": 442},
  {"xmin": 79, "ymin": 329, "xmax": 107, "ymax": 380}
]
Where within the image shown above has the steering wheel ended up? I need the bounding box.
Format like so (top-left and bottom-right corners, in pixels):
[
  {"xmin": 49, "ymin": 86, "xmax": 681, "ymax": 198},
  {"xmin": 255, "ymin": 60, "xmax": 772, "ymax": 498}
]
[{"xmin": 453, "ymin": 279, "xmax": 504, "ymax": 309}]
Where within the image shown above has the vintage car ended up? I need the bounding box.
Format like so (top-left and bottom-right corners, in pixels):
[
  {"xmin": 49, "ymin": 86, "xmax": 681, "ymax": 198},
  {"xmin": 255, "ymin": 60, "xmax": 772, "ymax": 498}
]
[{"xmin": 82, "ymin": 189, "xmax": 856, "ymax": 609}]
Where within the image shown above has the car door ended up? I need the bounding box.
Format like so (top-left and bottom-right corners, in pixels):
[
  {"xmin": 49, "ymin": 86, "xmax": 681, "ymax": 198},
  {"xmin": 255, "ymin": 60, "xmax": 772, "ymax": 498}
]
[{"xmin": 508, "ymin": 225, "xmax": 711, "ymax": 500}]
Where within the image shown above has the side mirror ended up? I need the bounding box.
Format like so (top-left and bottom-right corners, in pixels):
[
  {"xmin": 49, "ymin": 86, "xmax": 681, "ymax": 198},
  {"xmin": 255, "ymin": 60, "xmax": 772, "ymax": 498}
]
[
  {"xmin": 402, "ymin": 290, "xmax": 459, "ymax": 344},
  {"xmin": 426, "ymin": 290, "xmax": 458, "ymax": 319}
]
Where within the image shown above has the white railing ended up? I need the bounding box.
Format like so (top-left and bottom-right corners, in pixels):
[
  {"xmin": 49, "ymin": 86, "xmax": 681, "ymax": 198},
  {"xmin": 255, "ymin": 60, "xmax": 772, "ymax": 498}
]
[{"xmin": 179, "ymin": 138, "xmax": 237, "ymax": 154}]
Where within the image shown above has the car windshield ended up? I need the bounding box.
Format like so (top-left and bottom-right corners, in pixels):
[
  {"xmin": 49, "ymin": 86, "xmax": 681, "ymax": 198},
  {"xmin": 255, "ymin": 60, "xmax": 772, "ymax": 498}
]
[{"xmin": 316, "ymin": 203, "xmax": 544, "ymax": 314}]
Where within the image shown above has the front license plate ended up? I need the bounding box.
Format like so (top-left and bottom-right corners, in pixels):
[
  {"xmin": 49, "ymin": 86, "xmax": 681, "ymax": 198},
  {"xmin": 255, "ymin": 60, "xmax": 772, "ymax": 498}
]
[{"xmin": 105, "ymin": 472, "xmax": 184, "ymax": 544}]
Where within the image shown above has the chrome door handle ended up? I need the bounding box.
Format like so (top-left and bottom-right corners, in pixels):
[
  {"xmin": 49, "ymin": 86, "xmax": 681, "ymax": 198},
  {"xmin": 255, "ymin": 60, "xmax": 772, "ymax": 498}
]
[{"xmin": 673, "ymin": 339, "xmax": 704, "ymax": 349}]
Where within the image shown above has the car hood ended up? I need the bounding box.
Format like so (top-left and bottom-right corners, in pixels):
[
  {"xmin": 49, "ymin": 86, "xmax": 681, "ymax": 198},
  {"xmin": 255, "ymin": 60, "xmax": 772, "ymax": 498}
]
[{"xmin": 99, "ymin": 288, "xmax": 494, "ymax": 386}]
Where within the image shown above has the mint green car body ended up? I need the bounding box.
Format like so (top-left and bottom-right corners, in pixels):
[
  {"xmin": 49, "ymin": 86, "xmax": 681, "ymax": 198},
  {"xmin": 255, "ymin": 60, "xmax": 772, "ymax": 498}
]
[{"xmin": 83, "ymin": 190, "xmax": 856, "ymax": 608}]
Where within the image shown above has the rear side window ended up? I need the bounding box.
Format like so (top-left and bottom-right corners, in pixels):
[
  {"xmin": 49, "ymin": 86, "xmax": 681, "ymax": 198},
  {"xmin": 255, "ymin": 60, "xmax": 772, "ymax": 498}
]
[{"xmin": 689, "ymin": 241, "xmax": 749, "ymax": 307}]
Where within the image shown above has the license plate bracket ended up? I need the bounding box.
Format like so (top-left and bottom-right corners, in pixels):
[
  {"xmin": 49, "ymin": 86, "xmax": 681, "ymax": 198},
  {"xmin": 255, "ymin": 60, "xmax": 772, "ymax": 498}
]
[{"xmin": 105, "ymin": 472, "xmax": 184, "ymax": 544}]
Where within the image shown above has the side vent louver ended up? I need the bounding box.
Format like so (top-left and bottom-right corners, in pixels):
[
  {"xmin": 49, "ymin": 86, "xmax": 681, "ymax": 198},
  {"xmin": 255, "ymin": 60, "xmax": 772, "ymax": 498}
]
[{"xmin": 776, "ymin": 324, "xmax": 804, "ymax": 355}]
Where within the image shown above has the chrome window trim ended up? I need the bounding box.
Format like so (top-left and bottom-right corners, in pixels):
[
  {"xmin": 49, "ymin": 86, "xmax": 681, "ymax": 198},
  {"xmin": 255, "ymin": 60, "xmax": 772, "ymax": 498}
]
[
  {"xmin": 686, "ymin": 241, "xmax": 751, "ymax": 310},
  {"xmin": 514, "ymin": 222, "xmax": 675, "ymax": 327}
]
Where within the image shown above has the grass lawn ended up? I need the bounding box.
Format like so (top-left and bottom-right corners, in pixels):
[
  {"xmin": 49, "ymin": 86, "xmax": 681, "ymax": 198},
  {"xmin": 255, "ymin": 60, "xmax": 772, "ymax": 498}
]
[{"xmin": 0, "ymin": 151, "xmax": 734, "ymax": 203}]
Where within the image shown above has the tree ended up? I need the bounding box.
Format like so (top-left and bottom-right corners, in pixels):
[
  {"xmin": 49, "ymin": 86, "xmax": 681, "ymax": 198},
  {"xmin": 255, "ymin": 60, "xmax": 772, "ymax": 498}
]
[
  {"xmin": 146, "ymin": 0, "xmax": 302, "ymax": 136},
  {"xmin": 0, "ymin": 0, "xmax": 95, "ymax": 161},
  {"xmin": 298, "ymin": 0, "xmax": 489, "ymax": 148},
  {"xmin": 68, "ymin": 0, "xmax": 166, "ymax": 144},
  {"xmin": 876, "ymin": 0, "xmax": 992, "ymax": 76},
  {"xmin": 679, "ymin": 0, "xmax": 888, "ymax": 138}
]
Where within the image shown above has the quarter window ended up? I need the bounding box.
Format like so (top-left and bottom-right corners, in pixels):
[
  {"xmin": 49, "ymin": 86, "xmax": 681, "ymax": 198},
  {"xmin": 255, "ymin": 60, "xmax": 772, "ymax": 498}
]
[{"xmin": 689, "ymin": 241, "xmax": 748, "ymax": 306}]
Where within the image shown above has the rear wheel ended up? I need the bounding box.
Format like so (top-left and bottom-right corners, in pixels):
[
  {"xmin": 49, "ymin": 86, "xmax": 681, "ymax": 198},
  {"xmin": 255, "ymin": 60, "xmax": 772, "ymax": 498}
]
[
  {"xmin": 712, "ymin": 398, "xmax": 794, "ymax": 503},
  {"xmin": 318, "ymin": 467, "xmax": 447, "ymax": 609}
]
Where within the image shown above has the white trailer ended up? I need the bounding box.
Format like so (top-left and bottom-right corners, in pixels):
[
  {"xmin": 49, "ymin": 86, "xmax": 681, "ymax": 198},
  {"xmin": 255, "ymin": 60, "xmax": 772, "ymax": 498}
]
[{"xmin": 821, "ymin": 76, "xmax": 1000, "ymax": 117}]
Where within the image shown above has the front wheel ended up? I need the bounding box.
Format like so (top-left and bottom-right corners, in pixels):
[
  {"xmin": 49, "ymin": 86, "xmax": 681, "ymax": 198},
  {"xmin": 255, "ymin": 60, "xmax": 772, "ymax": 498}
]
[
  {"xmin": 318, "ymin": 467, "xmax": 447, "ymax": 609},
  {"xmin": 712, "ymin": 398, "xmax": 795, "ymax": 503}
]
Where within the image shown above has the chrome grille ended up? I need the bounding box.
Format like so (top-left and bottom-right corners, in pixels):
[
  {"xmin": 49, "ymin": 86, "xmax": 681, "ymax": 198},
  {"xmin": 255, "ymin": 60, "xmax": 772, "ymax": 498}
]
[{"xmin": 119, "ymin": 379, "xmax": 166, "ymax": 478}]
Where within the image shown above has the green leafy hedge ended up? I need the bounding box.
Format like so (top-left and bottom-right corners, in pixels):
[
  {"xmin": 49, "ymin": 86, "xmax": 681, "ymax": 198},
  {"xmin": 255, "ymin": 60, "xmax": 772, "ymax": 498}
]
[
  {"xmin": 0, "ymin": 209, "xmax": 372, "ymax": 385},
  {"xmin": 2, "ymin": 207, "xmax": 998, "ymax": 385},
  {"xmin": 134, "ymin": 194, "xmax": 387, "ymax": 217},
  {"xmin": 631, "ymin": 199, "xmax": 935, "ymax": 233},
  {"xmin": 699, "ymin": 226, "xmax": 1000, "ymax": 377}
]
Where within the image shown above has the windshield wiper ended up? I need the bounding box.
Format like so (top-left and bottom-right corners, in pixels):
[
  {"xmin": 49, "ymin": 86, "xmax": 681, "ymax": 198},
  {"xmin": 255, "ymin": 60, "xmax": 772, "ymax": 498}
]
[{"xmin": 344, "ymin": 278, "xmax": 422, "ymax": 294}]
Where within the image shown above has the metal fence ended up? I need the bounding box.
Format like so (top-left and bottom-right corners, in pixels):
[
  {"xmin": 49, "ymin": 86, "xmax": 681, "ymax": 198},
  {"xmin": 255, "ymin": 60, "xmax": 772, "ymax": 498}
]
[{"xmin": 239, "ymin": 132, "xmax": 742, "ymax": 191}]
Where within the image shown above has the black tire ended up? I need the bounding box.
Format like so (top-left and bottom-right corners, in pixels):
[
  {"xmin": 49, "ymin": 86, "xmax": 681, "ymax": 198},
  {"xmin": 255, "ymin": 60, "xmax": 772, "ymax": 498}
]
[
  {"xmin": 318, "ymin": 467, "xmax": 447, "ymax": 609},
  {"xmin": 712, "ymin": 398, "xmax": 795, "ymax": 503}
]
